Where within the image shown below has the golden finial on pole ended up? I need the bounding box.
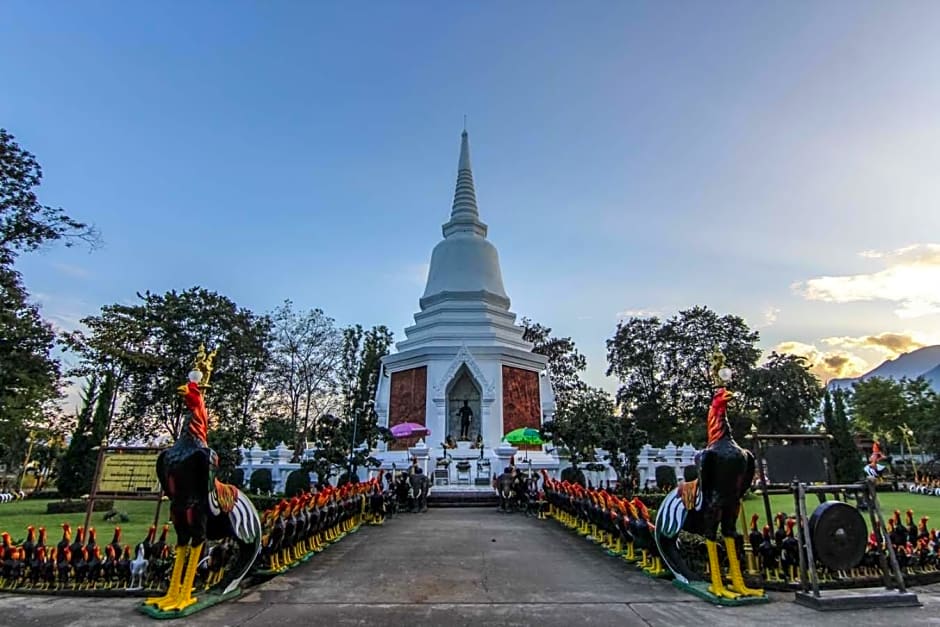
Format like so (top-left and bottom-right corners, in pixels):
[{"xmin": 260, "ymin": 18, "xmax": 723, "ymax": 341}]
[
  {"xmin": 710, "ymin": 349, "xmax": 730, "ymax": 387},
  {"xmin": 189, "ymin": 344, "xmax": 218, "ymax": 387}
]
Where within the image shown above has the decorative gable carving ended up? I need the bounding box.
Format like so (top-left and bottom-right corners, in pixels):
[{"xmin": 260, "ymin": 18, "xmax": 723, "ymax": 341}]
[{"xmin": 433, "ymin": 343, "xmax": 496, "ymax": 402}]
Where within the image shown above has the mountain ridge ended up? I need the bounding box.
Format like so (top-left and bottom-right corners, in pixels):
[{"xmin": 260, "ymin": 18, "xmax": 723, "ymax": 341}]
[{"xmin": 828, "ymin": 345, "xmax": 940, "ymax": 391}]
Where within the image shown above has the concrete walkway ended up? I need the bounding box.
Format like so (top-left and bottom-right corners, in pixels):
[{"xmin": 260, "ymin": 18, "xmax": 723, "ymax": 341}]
[{"xmin": 1, "ymin": 508, "xmax": 939, "ymax": 626}]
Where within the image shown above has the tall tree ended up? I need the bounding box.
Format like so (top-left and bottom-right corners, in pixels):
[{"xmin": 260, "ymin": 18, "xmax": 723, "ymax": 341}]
[
  {"xmin": 607, "ymin": 306, "xmax": 761, "ymax": 446},
  {"xmin": 339, "ymin": 325, "xmax": 393, "ymax": 420},
  {"xmin": 849, "ymin": 377, "xmax": 907, "ymax": 445},
  {"xmin": 599, "ymin": 413, "xmax": 648, "ymax": 492},
  {"xmin": 0, "ymin": 264, "xmax": 62, "ymax": 470},
  {"xmin": 605, "ymin": 316, "xmax": 668, "ymax": 445},
  {"xmin": 0, "ymin": 128, "xmax": 98, "ymax": 261},
  {"xmin": 61, "ymin": 299, "xmax": 147, "ymax": 435},
  {"xmin": 0, "ymin": 129, "xmax": 96, "ymax": 477},
  {"xmin": 306, "ymin": 324, "xmax": 393, "ymax": 482},
  {"xmin": 304, "ymin": 414, "xmax": 346, "ymax": 486},
  {"xmin": 207, "ymin": 427, "xmax": 242, "ymax": 484},
  {"xmin": 56, "ymin": 375, "xmax": 105, "ymax": 499},
  {"xmin": 826, "ymin": 388, "xmax": 860, "ymax": 483},
  {"xmin": 258, "ymin": 416, "xmax": 295, "ymax": 450},
  {"xmin": 214, "ymin": 308, "xmax": 273, "ymax": 447},
  {"xmin": 542, "ymin": 386, "xmax": 614, "ymax": 475},
  {"xmin": 742, "ymin": 352, "xmax": 822, "ymax": 435},
  {"xmin": 900, "ymin": 377, "xmax": 939, "ymax": 454},
  {"xmin": 66, "ymin": 288, "xmax": 272, "ymax": 443},
  {"xmin": 267, "ymin": 301, "xmax": 343, "ymax": 456},
  {"xmin": 846, "ymin": 376, "xmax": 939, "ymax": 461},
  {"xmin": 521, "ymin": 318, "xmax": 588, "ymax": 413},
  {"xmin": 901, "ymin": 377, "xmax": 940, "ymax": 442}
]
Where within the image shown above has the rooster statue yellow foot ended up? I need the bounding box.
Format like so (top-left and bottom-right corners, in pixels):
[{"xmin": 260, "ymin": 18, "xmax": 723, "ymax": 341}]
[{"xmin": 724, "ymin": 537, "xmax": 764, "ymax": 597}]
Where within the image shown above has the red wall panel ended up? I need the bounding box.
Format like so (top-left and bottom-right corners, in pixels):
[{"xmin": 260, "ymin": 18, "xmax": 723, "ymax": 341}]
[
  {"xmin": 387, "ymin": 366, "xmax": 427, "ymax": 451},
  {"xmin": 502, "ymin": 366, "xmax": 541, "ymax": 449}
]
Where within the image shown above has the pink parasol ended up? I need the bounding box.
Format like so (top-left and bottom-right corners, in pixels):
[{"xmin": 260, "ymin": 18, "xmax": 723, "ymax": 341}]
[{"xmin": 390, "ymin": 422, "xmax": 430, "ymax": 438}]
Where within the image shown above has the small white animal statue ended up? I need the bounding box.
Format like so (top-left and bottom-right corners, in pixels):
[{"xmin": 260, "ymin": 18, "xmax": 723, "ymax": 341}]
[{"xmin": 127, "ymin": 543, "xmax": 149, "ymax": 590}]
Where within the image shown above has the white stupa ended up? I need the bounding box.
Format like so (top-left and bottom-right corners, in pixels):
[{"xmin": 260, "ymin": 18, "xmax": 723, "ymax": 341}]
[{"xmin": 373, "ymin": 130, "xmax": 557, "ymax": 484}]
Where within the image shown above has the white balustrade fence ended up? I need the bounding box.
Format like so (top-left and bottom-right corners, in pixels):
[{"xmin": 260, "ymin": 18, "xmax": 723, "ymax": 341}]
[{"xmin": 235, "ymin": 441, "xmax": 699, "ymax": 493}]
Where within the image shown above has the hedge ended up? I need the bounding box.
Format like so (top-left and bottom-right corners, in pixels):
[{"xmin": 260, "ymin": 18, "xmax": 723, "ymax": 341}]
[
  {"xmin": 28, "ymin": 490, "xmax": 60, "ymax": 500},
  {"xmin": 285, "ymin": 470, "xmax": 310, "ymax": 497},
  {"xmin": 249, "ymin": 468, "xmax": 273, "ymax": 494},
  {"xmin": 655, "ymin": 465, "xmax": 677, "ymax": 490},
  {"xmin": 46, "ymin": 500, "xmax": 114, "ymax": 515},
  {"xmin": 560, "ymin": 467, "xmax": 586, "ymax": 486}
]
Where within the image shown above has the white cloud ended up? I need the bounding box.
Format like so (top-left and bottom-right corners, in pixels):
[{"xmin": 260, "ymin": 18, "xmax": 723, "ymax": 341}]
[
  {"xmin": 794, "ymin": 244, "xmax": 940, "ymax": 318},
  {"xmin": 760, "ymin": 306, "xmax": 780, "ymax": 328},
  {"xmin": 46, "ymin": 312, "xmax": 84, "ymax": 333},
  {"xmin": 51, "ymin": 262, "xmax": 91, "ymax": 279},
  {"xmin": 30, "ymin": 293, "xmax": 89, "ymax": 333},
  {"xmin": 616, "ymin": 308, "xmax": 661, "ymax": 319},
  {"xmin": 821, "ymin": 331, "xmax": 927, "ymax": 358},
  {"xmin": 60, "ymin": 378, "xmax": 86, "ymax": 414},
  {"xmin": 774, "ymin": 340, "xmax": 870, "ymax": 382}
]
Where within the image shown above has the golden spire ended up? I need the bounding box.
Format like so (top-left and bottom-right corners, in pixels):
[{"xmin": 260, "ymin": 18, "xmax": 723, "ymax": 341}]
[
  {"xmin": 710, "ymin": 349, "xmax": 731, "ymax": 387},
  {"xmin": 190, "ymin": 344, "xmax": 218, "ymax": 387}
]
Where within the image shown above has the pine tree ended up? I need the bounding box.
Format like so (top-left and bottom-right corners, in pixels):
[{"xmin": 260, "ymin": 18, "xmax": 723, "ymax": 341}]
[
  {"xmin": 828, "ymin": 389, "xmax": 860, "ymax": 482},
  {"xmin": 56, "ymin": 377, "xmax": 100, "ymax": 499},
  {"xmin": 56, "ymin": 372, "xmax": 117, "ymax": 499},
  {"xmin": 91, "ymin": 372, "xmax": 116, "ymax": 442}
]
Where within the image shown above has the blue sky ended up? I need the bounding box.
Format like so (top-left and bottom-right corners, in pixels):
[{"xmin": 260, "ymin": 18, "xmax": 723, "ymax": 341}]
[{"xmin": 3, "ymin": 1, "xmax": 940, "ymax": 400}]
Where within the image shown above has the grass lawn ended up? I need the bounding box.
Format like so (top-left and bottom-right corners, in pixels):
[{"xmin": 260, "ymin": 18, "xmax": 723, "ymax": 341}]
[
  {"xmin": 0, "ymin": 499, "xmax": 168, "ymax": 546},
  {"xmin": 739, "ymin": 491, "xmax": 940, "ymax": 531}
]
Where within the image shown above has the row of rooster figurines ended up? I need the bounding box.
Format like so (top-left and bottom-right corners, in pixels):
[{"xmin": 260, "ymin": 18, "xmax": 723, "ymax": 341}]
[
  {"xmin": 756, "ymin": 508, "xmax": 932, "ymax": 561},
  {"xmin": 0, "ymin": 524, "xmax": 171, "ymax": 591},
  {"xmin": 0, "ymin": 524, "xmax": 234, "ymax": 593},
  {"xmin": 0, "ymin": 482, "xmax": 383, "ymax": 594},
  {"xmin": 542, "ymin": 485, "xmax": 940, "ymax": 586},
  {"xmin": 908, "ymin": 480, "xmax": 940, "ymax": 496},
  {"xmin": 0, "ymin": 490, "xmax": 27, "ymax": 503}
]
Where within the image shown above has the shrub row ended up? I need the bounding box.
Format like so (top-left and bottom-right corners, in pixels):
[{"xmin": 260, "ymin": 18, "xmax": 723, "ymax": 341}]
[
  {"xmin": 46, "ymin": 500, "xmax": 114, "ymax": 515},
  {"xmin": 27, "ymin": 490, "xmax": 60, "ymax": 500}
]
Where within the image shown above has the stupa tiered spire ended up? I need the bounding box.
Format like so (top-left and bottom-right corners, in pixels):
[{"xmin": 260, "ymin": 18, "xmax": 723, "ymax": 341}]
[
  {"xmin": 403, "ymin": 128, "xmax": 524, "ymax": 351},
  {"xmin": 442, "ymin": 130, "xmax": 488, "ymax": 239},
  {"xmin": 374, "ymin": 129, "xmax": 556, "ymax": 481}
]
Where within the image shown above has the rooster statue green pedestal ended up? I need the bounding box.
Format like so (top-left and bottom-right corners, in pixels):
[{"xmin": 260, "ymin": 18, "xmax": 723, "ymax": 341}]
[
  {"xmin": 138, "ymin": 346, "xmax": 262, "ymax": 619},
  {"xmin": 654, "ymin": 353, "xmax": 769, "ymax": 606}
]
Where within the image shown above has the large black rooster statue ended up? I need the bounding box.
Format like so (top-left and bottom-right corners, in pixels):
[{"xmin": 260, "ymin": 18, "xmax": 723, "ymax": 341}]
[
  {"xmin": 654, "ymin": 351, "xmax": 767, "ymax": 604},
  {"xmin": 141, "ymin": 346, "xmax": 262, "ymax": 617}
]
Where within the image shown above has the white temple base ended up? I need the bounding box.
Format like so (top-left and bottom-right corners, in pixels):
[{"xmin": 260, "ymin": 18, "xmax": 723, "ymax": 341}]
[{"xmin": 368, "ymin": 447, "xmax": 560, "ymax": 486}]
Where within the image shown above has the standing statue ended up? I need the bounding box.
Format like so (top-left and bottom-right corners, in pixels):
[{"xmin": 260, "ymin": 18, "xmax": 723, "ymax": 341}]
[
  {"xmin": 140, "ymin": 345, "xmax": 262, "ymax": 617},
  {"xmin": 654, "ymin": 351, "xmax": 768, "ymax": 605},
  {"xmin": 458, "ymin": 400, "xmax": 473, "ymax": 440}
]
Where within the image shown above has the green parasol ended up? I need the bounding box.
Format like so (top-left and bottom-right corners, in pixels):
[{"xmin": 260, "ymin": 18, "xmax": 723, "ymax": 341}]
[{"xmin": 502, "ymin": 427, "xmax": 544, "ymax": 446}]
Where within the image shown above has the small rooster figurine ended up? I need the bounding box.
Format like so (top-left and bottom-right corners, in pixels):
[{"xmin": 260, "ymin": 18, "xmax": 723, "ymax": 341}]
[{"xmin": 654, "ymin": 350, "xmax": 763, "ymax": 600}]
